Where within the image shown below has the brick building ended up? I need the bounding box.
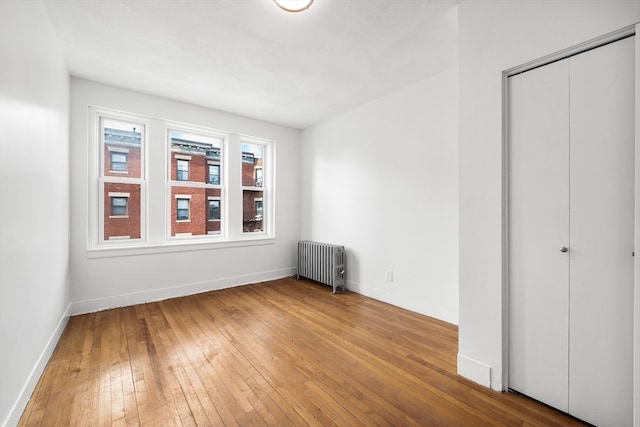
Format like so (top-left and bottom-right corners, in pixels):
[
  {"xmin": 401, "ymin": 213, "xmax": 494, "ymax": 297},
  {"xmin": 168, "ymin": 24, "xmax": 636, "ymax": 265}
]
[
  {"xmin": 103, "ymin": 128, "xmax": 264, "ymax": 239},
  {"xmin": 170, "ymin": 134, "xmax": 222, "ymax": 237}
]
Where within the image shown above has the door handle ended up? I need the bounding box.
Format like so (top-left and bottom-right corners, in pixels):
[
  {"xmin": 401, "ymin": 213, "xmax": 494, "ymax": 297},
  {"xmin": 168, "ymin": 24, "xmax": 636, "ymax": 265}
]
[{"xmin": 560, "ymin": 247, "xmax": 568, "ymax": 253}]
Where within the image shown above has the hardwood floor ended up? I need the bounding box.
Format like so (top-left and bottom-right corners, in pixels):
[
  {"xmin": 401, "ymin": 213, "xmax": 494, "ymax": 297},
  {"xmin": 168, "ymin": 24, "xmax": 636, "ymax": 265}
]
[{"xmin": 19, "ymin": 277, "xmax": 587, "ymax": 426}]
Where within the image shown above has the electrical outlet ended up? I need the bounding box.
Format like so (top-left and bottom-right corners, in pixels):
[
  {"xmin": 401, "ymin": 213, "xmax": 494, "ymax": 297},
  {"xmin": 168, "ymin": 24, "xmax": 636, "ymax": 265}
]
[{"xmin": 385, "ymin": 270, "xmax": 394, "ymax": 282}]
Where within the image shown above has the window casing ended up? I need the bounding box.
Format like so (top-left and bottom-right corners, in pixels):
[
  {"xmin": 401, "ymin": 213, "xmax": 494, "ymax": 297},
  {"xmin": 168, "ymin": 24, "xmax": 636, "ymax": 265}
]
[
  {"xmin": 89, "ymin": 107, "xmax": 274, "ymax": 254},
  {"xmin": 169, "ymin": 128, "xmax": 224, "ymax": 239},
  {"xmin": 241, "ymin": 141, "xmax": 266, "ymax": 233}
]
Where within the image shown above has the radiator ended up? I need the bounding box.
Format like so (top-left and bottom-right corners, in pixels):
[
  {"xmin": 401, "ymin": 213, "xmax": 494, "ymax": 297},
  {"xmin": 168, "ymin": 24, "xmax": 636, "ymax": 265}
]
[{"xmin": 297, "ymin": 240, "xmax": 346, "ymax": 293}]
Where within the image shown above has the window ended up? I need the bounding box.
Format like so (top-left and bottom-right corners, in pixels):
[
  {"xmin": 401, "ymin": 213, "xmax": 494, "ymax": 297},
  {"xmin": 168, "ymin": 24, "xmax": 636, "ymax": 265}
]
[
  {"xmin": 208, "ymin": 199, "xmax": 220, "ymax": 220},
  {"xmin": 242, "ymin": 142, "xmax": 265, "ymax": 233},
  {"xmin": 208, "ymin": 164, "xmax": 220, "ymax": 185},
  {"xmin": 110, "ymin": 195, "xmax": 128, "ymax": 217},
  {"xmin": 110, "ymin": 151, "xmax": 128, "ymax": 172},
  {"xmin": 176, "ymin": 198, "xmax": 190, "ymax": 221},
  {"xmin": 255, "ymin": 167, "xmax": 263, "ymax": 187},
  {"xmin": 176, "ymin": 159, "xmax": 189, "ymax": 181},
  {"xmin": 90, "ymin": 107, "xmax": 274, "ymax": 253},
  {"xmin": 255, "ymin": 199, "xmax": 263, "ymax": 219},
  {"xmin": 99, "ymin": 116, "xmax": 145, "ymax": 242},
  {"xmin": 169, "ymin": 129, "xmax": 224, "ymax": 238}
]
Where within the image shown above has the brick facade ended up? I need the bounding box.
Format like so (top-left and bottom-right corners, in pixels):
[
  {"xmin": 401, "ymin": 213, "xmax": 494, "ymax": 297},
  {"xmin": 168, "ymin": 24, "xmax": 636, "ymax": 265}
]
[
  {"xmin": 103, "ymin": 126, "xmax": 143, "ymax": 240},
  {"xmin": 171, "ymin": 187, "xmax": 222, "ymax": 236},
  {"xmin": 101, "ymin": 127, "xmax": 265, "ymax": 239},
  {"xmin": 169, "ymin": 136, "xmax": 222, "ymax": 237},
  {"xmin": 104, "ymin": 182, "xmax": 141, "ymax": 240},
  {"xmin": 242, "ymin": 190, "xmax": 263, "ymax": 232}
]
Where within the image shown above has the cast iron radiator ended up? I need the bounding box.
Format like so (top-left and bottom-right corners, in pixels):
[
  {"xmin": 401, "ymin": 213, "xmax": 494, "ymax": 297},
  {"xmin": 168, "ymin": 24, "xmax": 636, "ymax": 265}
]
[{"xmin": 297, "ymin": 240, "xmax": 346, "ymax": 293}]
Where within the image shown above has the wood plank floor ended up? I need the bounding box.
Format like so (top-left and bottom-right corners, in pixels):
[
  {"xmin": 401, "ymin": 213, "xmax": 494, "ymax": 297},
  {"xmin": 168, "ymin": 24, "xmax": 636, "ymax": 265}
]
[{"xmin": 19, "ymin": 277, "xmax": 587, "ymax": 426}]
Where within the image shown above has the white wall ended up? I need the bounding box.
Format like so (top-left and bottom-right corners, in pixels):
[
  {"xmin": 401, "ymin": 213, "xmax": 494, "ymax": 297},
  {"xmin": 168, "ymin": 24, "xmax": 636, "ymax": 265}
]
[
  {"xmin": 0, "ymin": 1, "xmax": 71, "ymax": 426},
  {"xmin": 458, "ymin": 0, "xmax": 640, "ymax": 391},
  {"xmin": 301, "ymin": 66, "xmax": 459, "ymax": 324},
  {"xmin": 69, "ymin": 79, "xmax": 301, "ymax": 313}
]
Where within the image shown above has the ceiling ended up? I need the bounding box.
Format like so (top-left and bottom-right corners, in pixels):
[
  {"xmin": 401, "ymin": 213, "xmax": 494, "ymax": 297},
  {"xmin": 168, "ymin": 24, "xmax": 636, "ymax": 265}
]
[{"xmin": 43, "ymin": 0, "xmax": 460, "ymax": 129}]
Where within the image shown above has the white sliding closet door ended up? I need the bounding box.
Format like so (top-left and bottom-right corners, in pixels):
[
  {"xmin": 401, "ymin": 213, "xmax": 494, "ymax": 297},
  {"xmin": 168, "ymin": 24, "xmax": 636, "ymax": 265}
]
[
  {"xmin": 508, "ymin": 58, "xmax": 570, "ymax": 412},
  {"xmin": 508, "ymin": 36, "xmax": 635, "ymax": 426},
  {"xmin": 568, "ymin": 36, "xmax": 635, "ymax": 426}
]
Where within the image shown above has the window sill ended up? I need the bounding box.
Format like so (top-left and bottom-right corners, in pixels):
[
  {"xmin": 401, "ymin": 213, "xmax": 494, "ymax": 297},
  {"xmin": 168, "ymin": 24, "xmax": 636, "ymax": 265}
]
[{"xmin": 87, "ymin": 236, "xmax": 275, "ymax": 259}]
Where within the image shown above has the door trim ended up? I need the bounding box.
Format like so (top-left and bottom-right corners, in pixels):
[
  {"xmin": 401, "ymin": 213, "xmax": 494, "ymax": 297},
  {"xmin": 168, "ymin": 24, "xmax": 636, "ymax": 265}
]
[
  {"xmin": 634, "ymin": 22, "xmax": 639, "ymax": 427},
  {"xmin": 501, "ymin": 24, "xmax": 639, "ymax": 424}
]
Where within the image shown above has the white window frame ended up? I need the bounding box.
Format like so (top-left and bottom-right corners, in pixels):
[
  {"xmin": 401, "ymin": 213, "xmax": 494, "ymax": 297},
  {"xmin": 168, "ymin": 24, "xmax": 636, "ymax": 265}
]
[
  {"xmin": 240, "ymin": 137, "xmax": 274, "ymax": 236},
  {"xmin": 167, "ymin": 124, "xmax": 227, "ymax": 241},
  {"xmin": 87, "ymin": 107, "xmax": 275, "ymax": 258},
  {"xmin": 91, "ymin": 108, "xmax": 148, "ymax": 247}
]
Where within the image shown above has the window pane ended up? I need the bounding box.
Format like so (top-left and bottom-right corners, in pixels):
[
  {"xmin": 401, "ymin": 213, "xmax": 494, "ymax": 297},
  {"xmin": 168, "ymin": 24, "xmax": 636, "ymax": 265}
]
[
  {"xmin": 208, "ymin": 164, "xmax": 220, "ymax": 184},
  {"xmin": 242, "ymin": 143, "xmax": 264, "ymax": 187},
  {"xmin": 171, "ymin": 187, "xmax": 222, "ymax": 237},
  {"xmin": 176, "ymin": 159, "xmax": 189, "ymax": 181},
  {"xmin": 177, "ymin": 198, "xmax": 190, "ymax": 220},
  {"xmin": 255, "ymin": 167, "xmax": 263, "ymax": 188},
  {"xmin": 170, "ymin": 130, "xmax": 222, "ymax": 183},
  {"xmin": 110, "ymin": 152, "xmax": 128, "ymax": 172},
  {"xmin": 103, "ymin": 119, "xmax": 142, "ymax": 178},
  {"xmin": 104, "ymin": 183, "xmax": 141, "ymax": 240},
  {"xmin": 243, "ymin": 190, "xmax": 263, "ymax": 233},
  {"xmin": 111, "ymin": 197, "xmax": 128, "ymax": 216},
  {"xmin": 208, "ymin": 200, "xmax": 220, "ymax": 220}
]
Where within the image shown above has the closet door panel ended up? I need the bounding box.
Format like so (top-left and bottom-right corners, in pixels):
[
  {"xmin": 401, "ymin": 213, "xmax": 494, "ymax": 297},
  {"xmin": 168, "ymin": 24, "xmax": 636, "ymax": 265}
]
[
  {"xmin": 508, "ymin": 59, "xmax": 570, "ymax": 411},
  {"xmin": 568, "ymin": 36, "xmax": 635, "ymax": 427}
]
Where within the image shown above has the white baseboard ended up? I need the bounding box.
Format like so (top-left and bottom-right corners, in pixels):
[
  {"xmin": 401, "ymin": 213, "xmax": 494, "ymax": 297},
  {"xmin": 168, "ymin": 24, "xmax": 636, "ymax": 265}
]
[
  {"xmin": 71, "ymin": 267, "xmax": 296, "ymax": 315},
  {"xmin": 457, "ymin": 353, "xmax": 492, "ymax": 389},
  {"xmin": 346, "ymin": 279, "xmax": 459, "ymax": 325},
  {"xmin": 2, "ymin": 303, "xmax": 72, "ymax": 427}
]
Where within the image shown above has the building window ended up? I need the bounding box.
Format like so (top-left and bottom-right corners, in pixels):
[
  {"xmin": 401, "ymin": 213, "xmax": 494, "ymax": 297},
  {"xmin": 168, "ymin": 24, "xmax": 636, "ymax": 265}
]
[
  {"xmin": 255, "ymin": 199, "xmax": 263, "ymax": 219},
  {"xmin": 176, "ymin": 159, "xmax": 189, "ymax": 181},
  {"xmin": 176, "ymin": 198, "xmax": 190, "ymax": 221},
  {"xmin": 110, "ymin": 151, "xmax": 128, "ymax": 172},
  {"xmin": 255, "ymin": 167, "xmax": 263, "ymax": 187},
  {"xmin": 209, "ymin": 164, "xmax": 220, "ymax": 185},
  {"xmin": 208, "ymin": 199, "xmax": 220, "ymax": 220},
  {"xmin": 110, "ymin": 196, "xmax": 128, "ymax": 217},
  {"xmin": 242, "ymin": 141, "xmax": 266, "ymax": 233}
]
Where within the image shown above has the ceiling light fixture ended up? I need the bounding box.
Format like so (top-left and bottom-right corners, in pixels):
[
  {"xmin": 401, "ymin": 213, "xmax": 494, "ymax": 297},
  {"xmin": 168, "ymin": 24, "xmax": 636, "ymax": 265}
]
[{"xmin": 273, "ymin": 0, "xmax": 314, "ymax": 13}]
